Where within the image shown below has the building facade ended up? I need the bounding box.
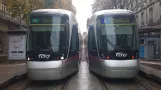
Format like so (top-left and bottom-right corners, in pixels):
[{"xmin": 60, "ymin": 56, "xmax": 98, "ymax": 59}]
[
  {"xmin": 136, "ymin": 0, "xmax": 161, "ymax": 28},
  {"xmin": 135, "ymin": 0, "xmax": 161, "ymax": 60},
  {"xmin": 0, "ymin": 0, "xmax": 25, "ymax": 62}
]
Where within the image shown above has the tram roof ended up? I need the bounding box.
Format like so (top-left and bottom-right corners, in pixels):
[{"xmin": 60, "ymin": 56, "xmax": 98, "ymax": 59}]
[
  {"xmin": 93, "ymin": 9, "xmax": 134, "ymax": 16},
  {"xmin": 30, "ymin": 9, "xmax": 74, "ymax": 16}
]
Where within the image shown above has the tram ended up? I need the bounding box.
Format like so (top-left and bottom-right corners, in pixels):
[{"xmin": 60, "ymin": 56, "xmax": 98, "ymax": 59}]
[
  {"xmin": 87, "ymin": 9, "xmax": 139, "ymax": 78},
  {"xmin": 26, "ymin": 9, "xmax": 80, "ymax": 80}
]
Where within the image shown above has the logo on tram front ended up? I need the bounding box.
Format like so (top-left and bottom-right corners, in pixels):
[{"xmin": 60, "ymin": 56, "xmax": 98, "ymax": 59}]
[
  {"xmin": 38, "ymin": 54, "xmax": 50, "ymax": 59},
  {"xmin": 116, "ymin": 52, "xmax": 127, "ymax": 57}
]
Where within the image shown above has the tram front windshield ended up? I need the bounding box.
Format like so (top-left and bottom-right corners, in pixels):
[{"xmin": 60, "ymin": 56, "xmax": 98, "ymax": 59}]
[
  {"xmin": 97, "ymin": 15, "xmax": 138, "ymax": 51},
  {"xmin": 27, "ymin": 15, "xmax": 68, "ymax": 52}
]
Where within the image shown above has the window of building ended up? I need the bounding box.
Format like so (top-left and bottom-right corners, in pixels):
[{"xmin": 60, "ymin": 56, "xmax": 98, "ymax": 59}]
[
  {"xmin": 136, "ymin": 15, "xmax": 138, "ymax": 21},
  {"xmin": 135, "ymin": 15, "xmax": 139, "ymax": 25},
  {"xmin": 143, "ymin": 0, "xmax": 147, "ymax": 6},
  {"xmin": 160, "ymin": 2, "xmax": 161, "ymax": 20},
  {"xmin": 141, "ymin": 12, "xmax": 144, "ymax": 26},
  {"xmin": 141, "ymin": 3, "xmax": 144, "ymax": 7},
  {"xmin": 2, "ymin": 6, "xmax": 6, "ymax": 12},
  {"xmin": 149, "ymin": 0, "xmax": 152, "ymax": 4},
  {"xmin": 0, "ymin": 40, "xmax": 2, "ymax": 53},
  {"xmin": 149, "ymin": 7, "xmax": 153, "ymax": 22},
  {"xmin": 2, "ymin": 0, "xmax": 7, "ymax": 5},
  {"xmin": 0, "ymin": 33, "xmax": 3, "ymax": 53}
]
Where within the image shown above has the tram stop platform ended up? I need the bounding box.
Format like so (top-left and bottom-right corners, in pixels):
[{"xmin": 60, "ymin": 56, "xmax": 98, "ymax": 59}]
[
  {"xmin": 139, "ymin": 59, "xmax": 161, "ymax": 83},
  {"xmin": 0, "ymin": 62, "xmax": 27, "ymax": 90}
]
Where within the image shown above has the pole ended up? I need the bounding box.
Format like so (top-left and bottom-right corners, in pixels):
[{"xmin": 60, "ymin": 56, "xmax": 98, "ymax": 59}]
[{"xmin": 19, "ymin": 6, "xmax": 22, "ymax": 29}]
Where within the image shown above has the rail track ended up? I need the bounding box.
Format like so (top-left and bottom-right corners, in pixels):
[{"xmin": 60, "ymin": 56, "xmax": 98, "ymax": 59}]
[
  {"xmin": 98, "ymin": 78, "xmax": 109, "ymax": 90},
  {"xmin": 21, "ymin": 77, "xmax": 71, "ymax": 90}
]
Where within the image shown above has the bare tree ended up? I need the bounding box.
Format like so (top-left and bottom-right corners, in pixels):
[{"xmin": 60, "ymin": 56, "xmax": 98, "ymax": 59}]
[
  {"xmin": 92, "ymin": 0, "xmax": 147, "ymax": 13},
  {"xmin": 92, "ymin": 0, "xmax": 114, "ymax": 13},
  {"xmin": 54, "ymin": 0, "xmax": 76, "ymax": 15}
]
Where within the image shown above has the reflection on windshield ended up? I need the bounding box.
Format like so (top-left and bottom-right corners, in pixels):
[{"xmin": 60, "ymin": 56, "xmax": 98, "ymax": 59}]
[
  {"xmin": 101, "ymin": 25, "xmax": 133, "ymax": 34},
  {"xmin": 27, "ymin": 25, "xmax": 67, "ymax": 52},
  {"xmin": 98, "ymin": 25, "xmax": 137, "ymax": 51}
]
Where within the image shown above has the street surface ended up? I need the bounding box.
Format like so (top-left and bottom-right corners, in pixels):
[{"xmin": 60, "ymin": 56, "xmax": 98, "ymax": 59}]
[{"xmin": 4, "ymin": 44, "xmax": 161, "ymax": 90}]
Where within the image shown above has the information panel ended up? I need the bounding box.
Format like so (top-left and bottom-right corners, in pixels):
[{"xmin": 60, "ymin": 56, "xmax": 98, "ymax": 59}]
[{"xmin": 8, "ymin": 35, "xmax": 26, "ymax": 60}]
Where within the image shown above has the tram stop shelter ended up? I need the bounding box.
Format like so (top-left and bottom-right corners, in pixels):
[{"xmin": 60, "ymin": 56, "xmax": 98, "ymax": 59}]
[
  {"xmin": 7, "ymin": 28, "xmax": 27, "ymax": 61},
  {"xmin": 139, "ymin": 26, "xmax": 161, "ymax": 60}
]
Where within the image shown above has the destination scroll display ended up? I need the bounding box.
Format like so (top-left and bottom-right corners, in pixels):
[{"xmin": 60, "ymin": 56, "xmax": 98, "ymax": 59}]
[
  {"xmin": 30, "ymin": 16, "xmax": 62, "ymax": 24},
  {"xmin": 99, "ymin": 15, "xmax": 135, "ymax": 24},
  {"xmin": 30, "ymin": 16, "xmax": 65, "ymax": 31}
]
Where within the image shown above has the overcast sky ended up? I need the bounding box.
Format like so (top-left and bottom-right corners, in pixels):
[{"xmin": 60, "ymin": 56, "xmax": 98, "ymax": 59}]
[{"xmin": 73, "ymin": 0, "xmax": 94, "ymax": 34}]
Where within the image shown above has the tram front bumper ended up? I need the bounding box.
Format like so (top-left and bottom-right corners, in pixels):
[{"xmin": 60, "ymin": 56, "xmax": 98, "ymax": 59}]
[
  {"xmin": 27, "ymin": 61, "xmax": 62, "ymax": 80},
  {"xmin": 103, "ymin": 60, "xmax": 139, "ymax": 78}
]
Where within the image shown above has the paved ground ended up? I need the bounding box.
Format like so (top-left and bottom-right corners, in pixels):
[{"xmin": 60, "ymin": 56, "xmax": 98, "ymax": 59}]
[
  {"xmin": 0, "ymin": 62, "xmax": 26, "ymax": 89},
  {"xmin": 66, "ymin": 46, "xmax": 103, "ymax": 90},
  {"xmin": 139, "ymin": 60, "xmax": 161, "ymax": 80},
  {"xmin": 140, "ymin": 60, "xmax": 161, "ymax": 70}
]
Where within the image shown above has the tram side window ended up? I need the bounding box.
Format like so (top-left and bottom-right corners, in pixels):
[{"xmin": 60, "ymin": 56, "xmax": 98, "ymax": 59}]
[
  {"xmin": 88, "ymin": 26, "xmax": 97, "ymax": 51},
  {"xmin": 70, "ymin": 25, "xmax": 78, "ymax": 51}
]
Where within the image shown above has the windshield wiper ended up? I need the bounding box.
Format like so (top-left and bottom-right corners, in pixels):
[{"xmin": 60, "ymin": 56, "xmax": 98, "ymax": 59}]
[{"xmin": 106, "ymin": 38, "xmax": 115, "ymax": 48}]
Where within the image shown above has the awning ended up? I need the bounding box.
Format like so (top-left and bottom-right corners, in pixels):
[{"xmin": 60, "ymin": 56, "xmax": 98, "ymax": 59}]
[
  {"xmin": 0, "ymin": 30, "xmax": 8, "ymax": 32},
  {"xmin": 138, "ymin": 27, "xmax": 161, "ymax": 33},
  {"xmin": 7, "ymin": 28, "xmax": 27, "ymax": 34}
]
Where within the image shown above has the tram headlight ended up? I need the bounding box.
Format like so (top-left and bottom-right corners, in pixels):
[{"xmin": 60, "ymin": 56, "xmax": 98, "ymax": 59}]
[
  {"xmin": 27, "ymin": 56, "xmax": 33, "ymax": 61},
  {"xmin": 60, "ymin": 56, "xmax": 64, "ymax": 60},
  {"xmin": 60, "ymin": 54, "xmax": 65, "ymax": 60},
  {"xmin": 27, "ymin": 57, "xmax": 30, "ymax": 61}
]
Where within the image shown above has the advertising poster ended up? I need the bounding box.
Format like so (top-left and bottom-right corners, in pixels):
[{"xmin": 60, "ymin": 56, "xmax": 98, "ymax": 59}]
[{"xmin": 8, "ymin": 35, "xmax": 26, "ymax": 60}]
